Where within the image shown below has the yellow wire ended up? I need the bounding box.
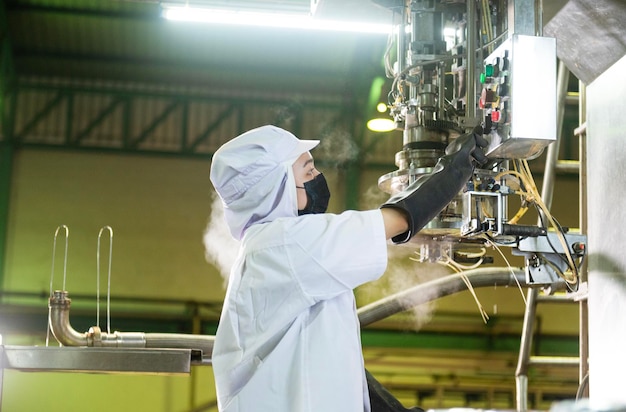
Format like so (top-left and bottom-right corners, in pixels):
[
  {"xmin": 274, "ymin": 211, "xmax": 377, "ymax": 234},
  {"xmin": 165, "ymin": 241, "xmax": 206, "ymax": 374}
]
[
  {"xmin": 508, "ymin": 206, "xmax": 528, "ymax": 225},
  {"xmin": 438, "ymin": 248, "xmax": 490, "ymax": 324},
  {"xmin": 493, "ymin": 161, "xmax": 579, "ymax": 285},
  {"xmin": 519, "ymin": 160, "xmax": 578, "ymax": 284},
  {"xmin": 483, "ymin": 236, "xmax": 528, "ymax": 306}
]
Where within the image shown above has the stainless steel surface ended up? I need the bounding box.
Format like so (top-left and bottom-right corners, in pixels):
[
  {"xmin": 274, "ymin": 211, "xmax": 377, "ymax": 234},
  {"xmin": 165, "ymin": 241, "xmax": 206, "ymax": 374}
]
[
  {"xmin": 544, "ymin": 0, "xmax": 626, "ymax": 85},
  {"xmin": 529, "ymin": 355, "xmax": 579, "ymax": 366},
  {"xmin": 515, "ymin": 287, "xmax": 538, "ymax": 412},
  {"xmin": 49, "ymin": 291, "xmax": 90, "ymax": 347},
  {"xmin": 483, "ymin": 35, "xmax": 557, "ymax": 159},
  {"xmin": 466, "ymin": 0, "xmax": 476, "ymax": 121},
  {"xmin": 508, "ymin": 0, "xmax": 540, "ymax": 36},
  {"xmin": 460, "ymin": 190, "xmax": 506, "ymax": 236},
  {"xmin": 516, "ymin": 374, "xmax": 528, "ymax": 412},
  {"xmin": 517, "ymin": 232, "xmax": 586, "ymax": 255},
  {"xmin": 3, "ymin": 346, "xmax": 192, "ymax": 375},
  {"xmin": 543, "ymin": 60, "xmax": 571, "ymax": 205},
  {"xmin": 96, "ymin": 225, "xmax": 114, "ymax": 334},
  {"xmin": 578, "ymin": 80, "xmax": 589, "ymax": 395},
  {"xmin": 586, "ymin": 54, "xmax": 626, "ymax": 404},
  {"xmin": 357, "ymin": 267, "xmax": 526, "ymax": 327},
  {"xmin": 515, "ymin": 57, "xmax": 567, "ymax": 409},
  {"xmin": 555, "ymin": 160, "xmax": 580, "ymax": 174}
]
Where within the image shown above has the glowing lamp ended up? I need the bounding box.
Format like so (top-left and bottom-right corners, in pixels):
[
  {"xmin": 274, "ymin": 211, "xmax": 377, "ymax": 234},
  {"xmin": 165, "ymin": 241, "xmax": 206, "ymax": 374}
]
[{"xmin": 367, "ymin": 118, "xmax": 395, "ymax": 132}]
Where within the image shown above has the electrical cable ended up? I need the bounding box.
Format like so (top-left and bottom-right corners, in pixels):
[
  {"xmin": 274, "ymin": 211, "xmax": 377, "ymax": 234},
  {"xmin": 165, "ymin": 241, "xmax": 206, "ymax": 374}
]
[
  {"xmin": 482, "ymin": 235, "xmax": 528, "ymax": 306},
  {"xmin": 437, "ymin": 248, "xmax": 490, "ymax": 324},
  {"xmin": 519, "ymin": 159, "xmax": 578, "ymax": 283},
  {"xmin": 493, "ymin": 161, "xmax": 579, "ymax": 284},
  {"xmin": 409, "ymin": 248, "xmax": 490, "ymax": 323},
  {"xmin": 535, "ymin": 204, "xmax": 574, "ymax": 267}
]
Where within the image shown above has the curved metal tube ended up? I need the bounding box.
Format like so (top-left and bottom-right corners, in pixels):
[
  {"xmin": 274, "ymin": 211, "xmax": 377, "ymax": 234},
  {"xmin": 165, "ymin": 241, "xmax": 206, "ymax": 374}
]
[
  {"xmin": 49, "ymin": 290, "xmax": 214, "ymax": 358},
  {"xmin": 49, "ymin": 291, "xmax": 89, "ymax": 347},
  {"xmin": 357, "ymin": 267, "xmax": 527, "ymax": 327}
]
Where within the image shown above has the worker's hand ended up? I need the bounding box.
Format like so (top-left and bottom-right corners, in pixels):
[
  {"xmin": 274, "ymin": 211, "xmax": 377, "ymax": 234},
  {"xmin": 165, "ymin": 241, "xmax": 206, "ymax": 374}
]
[{"xmin": 445, "ymin": 126, "xmax": 489, "ymax": 166}]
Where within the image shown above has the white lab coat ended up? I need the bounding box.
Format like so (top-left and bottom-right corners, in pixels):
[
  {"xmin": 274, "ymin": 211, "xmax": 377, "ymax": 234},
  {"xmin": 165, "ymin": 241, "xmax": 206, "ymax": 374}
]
[{"xmin": 212, "ymin": 210, "xmax": 388, "ymax": 412}]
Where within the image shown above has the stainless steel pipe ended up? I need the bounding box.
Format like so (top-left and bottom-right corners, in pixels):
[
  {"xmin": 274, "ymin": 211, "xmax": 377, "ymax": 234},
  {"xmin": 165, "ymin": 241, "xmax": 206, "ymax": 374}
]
[
  {"xmin": 49, "ymin": 290, "xmax": 214, "ymax": 359},
  {"xmin": 357, "ymin": 267, "xmax": 527, "ymax": 327}
]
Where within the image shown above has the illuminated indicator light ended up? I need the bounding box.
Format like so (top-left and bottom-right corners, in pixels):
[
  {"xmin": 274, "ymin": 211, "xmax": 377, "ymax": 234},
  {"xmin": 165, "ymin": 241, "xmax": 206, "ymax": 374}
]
[
  {"xmin": 480, "ymin": 73, "xmax": 486, "ymax": 83},
  {"xmin": 491, "ymin": 110, "xmax": 501, "ymax": 122},
  {"xmin": 485, "ymin": 64, "xmax": 494, "ymax": 77}
]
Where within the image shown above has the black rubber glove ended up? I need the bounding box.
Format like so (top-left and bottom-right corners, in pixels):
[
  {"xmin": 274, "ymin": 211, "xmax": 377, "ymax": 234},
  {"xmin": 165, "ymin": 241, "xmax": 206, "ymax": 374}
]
[{"xmin": 381, "ymin": 128, "xmax": 489, "ymax": 244}]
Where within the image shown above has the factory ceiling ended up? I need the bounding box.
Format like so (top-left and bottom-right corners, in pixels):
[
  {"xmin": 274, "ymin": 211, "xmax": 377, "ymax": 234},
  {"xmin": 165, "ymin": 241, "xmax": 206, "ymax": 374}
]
[
  {"xmin": 3, "ymin": 0, "xmax": 392, "ymax": 106},
  {"xmin": 2, "ymin": 0, "xmax": 574, "ymax": 102}
]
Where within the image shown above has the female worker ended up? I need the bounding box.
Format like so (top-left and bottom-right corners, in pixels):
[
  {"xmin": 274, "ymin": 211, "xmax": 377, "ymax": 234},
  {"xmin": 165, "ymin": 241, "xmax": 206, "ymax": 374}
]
[{"xmin": 209, "ymin": 125, "xmax": 486, "ymax": 411}]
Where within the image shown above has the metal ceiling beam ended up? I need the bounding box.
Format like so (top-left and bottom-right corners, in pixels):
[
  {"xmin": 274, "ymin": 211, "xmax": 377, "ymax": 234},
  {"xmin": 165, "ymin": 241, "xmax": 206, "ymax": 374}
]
[
  {"xmin": 129, "ymin": 99, "xmax": 181, "ymax": 148},
  {"xmin": 7, "ymin": 81, "xmax": 354, "ymax": 158},
  {"xmin": 14, "ymin": 91, "xmax": 65, "ymax": 138},
  {"xmin": 73, "ymin": 96, "xmax": 125, "ymax": 144},
  {"xmin": 186, "ymin": 103, "xmax": 238, "ymax": 152}
]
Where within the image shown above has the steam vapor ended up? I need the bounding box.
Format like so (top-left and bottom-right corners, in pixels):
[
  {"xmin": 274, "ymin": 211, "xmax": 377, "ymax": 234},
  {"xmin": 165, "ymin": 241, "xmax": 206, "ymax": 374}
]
[{"xmin": 203, "ymin": 194, "xmax": 239, "ymax": 286}]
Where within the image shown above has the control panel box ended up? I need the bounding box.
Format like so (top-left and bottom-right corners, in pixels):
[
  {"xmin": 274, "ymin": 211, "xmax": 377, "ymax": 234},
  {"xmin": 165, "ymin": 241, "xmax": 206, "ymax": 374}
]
[{"xmin": 480, "ymin": 35, "xmax": 557, "ymax": 159}]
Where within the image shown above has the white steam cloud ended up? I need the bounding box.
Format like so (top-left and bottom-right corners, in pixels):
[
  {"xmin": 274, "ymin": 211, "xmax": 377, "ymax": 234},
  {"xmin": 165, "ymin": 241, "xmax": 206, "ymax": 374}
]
[
  {"xmin": 315, "ymin": 127, "xmax": 360, "ymax": 167},
  {"xmin": 360, "ymin": 244, "xmax": 451, "ymax": 331},
  {"xmin": 203, "ymin": 194, "xmax": 239, "ymax": 287}
]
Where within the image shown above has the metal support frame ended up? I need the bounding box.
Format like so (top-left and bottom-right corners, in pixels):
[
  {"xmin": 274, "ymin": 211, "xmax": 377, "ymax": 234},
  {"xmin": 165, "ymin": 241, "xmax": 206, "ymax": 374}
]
[
  {"xmin": 4, "ymin": 80, "xmax": 350, "ymax": 158},
  {"xmin": 514, "ymin": 61, "xmax": 586, "ymax": 411},
  {"xmin": 129, "ymin": 99, "xmax": 181, "ymax": 148},
  {"xmin": 187, "ymin": 103, "xmax": 239, "ymax": 153},
  {"xmin": 73, "ymin": 96, "xmax": 125, "ymax": 144},
  {"xmin": 576, "ymin": 81, "xmax": 589, "ymax": 396}
]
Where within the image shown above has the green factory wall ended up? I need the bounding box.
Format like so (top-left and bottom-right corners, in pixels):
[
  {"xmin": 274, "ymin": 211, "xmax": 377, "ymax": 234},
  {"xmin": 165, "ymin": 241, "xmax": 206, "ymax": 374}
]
[
  {"xmin": 5, "ymin": 149, "xmax": 221, "ymax": 302},
  {"xmin": 3, "ymin": 366, "xmax": 216, "ymax": 412}
]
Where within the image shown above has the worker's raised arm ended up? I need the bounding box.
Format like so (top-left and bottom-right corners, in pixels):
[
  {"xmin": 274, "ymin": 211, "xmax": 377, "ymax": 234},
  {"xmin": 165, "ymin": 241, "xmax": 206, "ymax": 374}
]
[
  {"xmin": 380, "ymin": 208, "xmax": 410, "ymax": 240},
  {"xmin": 380, "ymin": 130, "xmax": 488, "ymax": 244}
]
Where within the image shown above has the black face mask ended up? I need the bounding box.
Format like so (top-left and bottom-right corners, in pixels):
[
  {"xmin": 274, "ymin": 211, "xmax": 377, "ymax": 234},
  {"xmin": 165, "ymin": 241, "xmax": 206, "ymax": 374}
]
[{"xmin": 297, "ymin": 173, "xmax": 330, "ymax": 215}]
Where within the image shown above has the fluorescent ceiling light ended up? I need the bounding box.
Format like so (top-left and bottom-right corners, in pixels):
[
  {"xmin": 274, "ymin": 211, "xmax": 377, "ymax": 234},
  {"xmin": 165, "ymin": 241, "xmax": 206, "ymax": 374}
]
[{"xmin": 162, "ymin": 6, "xmax": 392, "ymax": 34}]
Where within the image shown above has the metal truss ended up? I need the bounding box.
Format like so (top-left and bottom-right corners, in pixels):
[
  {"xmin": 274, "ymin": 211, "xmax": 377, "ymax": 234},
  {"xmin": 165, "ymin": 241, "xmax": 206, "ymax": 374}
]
[{"xmin": 1, "ymin": 79, "xmax": 355, "ymax": 158}]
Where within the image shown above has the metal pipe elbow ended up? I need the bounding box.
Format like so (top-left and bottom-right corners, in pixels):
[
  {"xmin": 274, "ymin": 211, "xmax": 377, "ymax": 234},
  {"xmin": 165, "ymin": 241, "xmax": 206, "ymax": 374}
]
[
  {"xmin": 48, "ymin": 290, "xmax": 214, "ymax": 359},
  {"xmin": 48, "ymin": 290, "xmax": 88, "ymax": 347}
]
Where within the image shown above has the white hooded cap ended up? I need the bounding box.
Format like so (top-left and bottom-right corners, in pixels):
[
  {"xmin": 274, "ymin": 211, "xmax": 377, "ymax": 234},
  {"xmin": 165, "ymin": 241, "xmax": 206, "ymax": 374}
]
[{"xmin": 210, "ymin": 125, "xmax": 319, "ymax": 240}]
